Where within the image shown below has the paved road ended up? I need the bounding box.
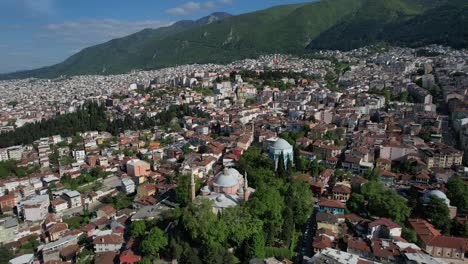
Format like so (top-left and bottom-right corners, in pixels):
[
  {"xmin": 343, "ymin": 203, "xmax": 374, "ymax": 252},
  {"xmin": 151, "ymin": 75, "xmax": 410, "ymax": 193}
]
[{"xmin": 296, "ymin": 200, "xmax": 319, "ymax": 264}]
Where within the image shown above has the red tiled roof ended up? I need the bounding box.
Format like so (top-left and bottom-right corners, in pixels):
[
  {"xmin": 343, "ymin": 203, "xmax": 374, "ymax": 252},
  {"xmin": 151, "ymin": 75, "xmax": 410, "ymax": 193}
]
[
  {"xmin": 368, "ymin": 218, "xmax": 400, "ymax": 229},
  {"xmin": 93, "ymin": 234, "xmax": 123, "ymax": 245},
  {"xmin": 332, "ymin": 184, "xmax": 351, "ymax": 194},
  {"xmin": 319, "ymin": 198, "xmax": 345, "ymax": 209}
]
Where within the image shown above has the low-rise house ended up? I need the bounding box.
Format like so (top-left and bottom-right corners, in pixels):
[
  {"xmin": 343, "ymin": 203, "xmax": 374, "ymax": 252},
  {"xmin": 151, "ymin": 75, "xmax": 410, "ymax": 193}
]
[
  {"xmin": 319, "ymin": 198, "xmax": 345, "ymax": 216},
  {"xmin": 316, "ymin": 211, "xmax": 339, "ymax": 233},
  {"xmin": 0, "ymin": 217, "xmax": 19, "ymax": 244},
  {"xmin": 51, "ymin": 198, "xmax": 68, "ymax": 213},
  {"xmin": 93, "ymin": 234, "xmax": 123, "ymax": 253},
  {"xmin": 97, "ymin": 205, "xmax": 117, "ymax": 219},
  {"xmin": 0, "ymin": 193, "xmax": 16, "ymax": 213},
  {"xmin": 367, "ymin": 218, "xmax": 402, "ymax": 239},
  {"xmin": 331, "ymin": 184, "xmax": 351, "ymax": 202},
  {"xmin": 46, "ymin": 223, "xmax": 68, "ymax": 242}
]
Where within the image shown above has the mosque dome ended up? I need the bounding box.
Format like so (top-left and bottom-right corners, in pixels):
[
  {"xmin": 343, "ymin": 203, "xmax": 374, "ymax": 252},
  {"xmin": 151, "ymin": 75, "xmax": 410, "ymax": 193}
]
[
  {"xmin": 214, "ymin": 168, "xmax": 241, "ymax": 187},
  {"xmin": 272, "ymin": 138, "xmax": 293, "ymax": 150},
  {"xmin": 422, "ymin": 190, "xmax": 450, "ymax": 206}
]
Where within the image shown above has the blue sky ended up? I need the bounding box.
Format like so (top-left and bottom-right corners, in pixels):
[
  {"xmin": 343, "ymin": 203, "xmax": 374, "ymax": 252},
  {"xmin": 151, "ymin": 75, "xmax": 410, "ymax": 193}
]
[{"xmin": 0, "ymin": 0, "xmax": 311, "ymax": 73}]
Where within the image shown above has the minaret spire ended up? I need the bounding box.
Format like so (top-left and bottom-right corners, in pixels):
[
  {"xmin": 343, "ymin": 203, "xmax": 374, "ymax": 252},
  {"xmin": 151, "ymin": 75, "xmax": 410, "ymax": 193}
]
[
  {"xmin": 243, "ymin": 172, "xmax": 250, "ymax": 202},
  {"xmin": 191, "ymin": 174, "xmax": 196, "ymax": 202}
]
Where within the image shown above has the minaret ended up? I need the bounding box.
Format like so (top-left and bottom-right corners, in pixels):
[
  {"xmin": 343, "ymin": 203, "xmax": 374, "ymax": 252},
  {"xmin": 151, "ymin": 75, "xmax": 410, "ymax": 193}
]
[
  {"xmin": 191, "ymin": 174, "xmax": 196, "ymax": 202},
  {"xmin": 243, "ymin": 172, "xmax": 250, "ymax": 202}
]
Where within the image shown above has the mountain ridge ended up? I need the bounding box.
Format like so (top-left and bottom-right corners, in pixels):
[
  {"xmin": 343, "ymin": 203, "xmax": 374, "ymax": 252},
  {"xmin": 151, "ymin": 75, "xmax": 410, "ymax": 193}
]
[{"xmin": 1, "ymin": 0, "xmax": 466, "ymax": 80}]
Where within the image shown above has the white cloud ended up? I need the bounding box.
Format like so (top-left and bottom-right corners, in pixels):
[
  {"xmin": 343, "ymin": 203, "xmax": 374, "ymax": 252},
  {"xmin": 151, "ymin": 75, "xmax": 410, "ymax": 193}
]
[
  {"xmin": 42, "ymin": 19, "xmax": 171, "ymax": 45},
  {"xmin": 166, "ymin": 1, "xmax": 217, "ymax": 16}
]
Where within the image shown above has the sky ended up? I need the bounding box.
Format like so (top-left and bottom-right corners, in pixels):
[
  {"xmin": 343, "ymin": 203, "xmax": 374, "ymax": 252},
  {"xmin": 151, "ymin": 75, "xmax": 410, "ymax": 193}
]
[{"xmin": 0, "ymin": 0, "xmax": 311, "ymax": 73}]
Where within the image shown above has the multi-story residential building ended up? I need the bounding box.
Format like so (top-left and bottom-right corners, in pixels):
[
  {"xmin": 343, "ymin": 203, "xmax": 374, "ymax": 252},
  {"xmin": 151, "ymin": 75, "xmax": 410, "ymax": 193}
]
[
  {"xmin": 0, "ymin": 217, "xmax": 18, "ymax": 244},
  {"xmin": 0, "ymin": 149, "xmax": 8, "ymax": 161},
  {"xmin": 420, "ymin": 143, "xmax": 463, "ymax": 169},
  {"xmin": 121, "ymin": 178, "xmax": 136, "ymax": 194},
  {"xmin": 72, "ymin": 149, "xmax": 86, "ymax": 161},
  {"xmin": 312, "ymin": 140, "xmax": 342, "ymax": 160},
  {"xmin": 61, "ymin": 190, "xmax": 82, "ymax": 209},
  {"xmin": 7, "ymin": 146, "xmax": 23, "ymax": 160},
  {"xmin": 126, "ymin": 159, "xmax": 151, "ymax": 177},
  {"xmin": 379, "ymin": 142, "xmax": 417, "ymax": 161},
  {"xmin": 19, "ymin": 195, "xmax": 49, "ymax": 222}
]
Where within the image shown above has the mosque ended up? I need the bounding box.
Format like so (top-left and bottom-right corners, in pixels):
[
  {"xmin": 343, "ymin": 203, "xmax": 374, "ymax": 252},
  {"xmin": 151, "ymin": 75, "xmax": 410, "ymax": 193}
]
[
  {"xmin": 268, "ymin": 138, "xmax": 294, "ymax": 170},
  {"xmin": 192, "ymin": 167, "xmax": 255, "ymax": 213},
  {"xmin": 420, "ymin": 189, "xmax": 457, "ymax": 219}
]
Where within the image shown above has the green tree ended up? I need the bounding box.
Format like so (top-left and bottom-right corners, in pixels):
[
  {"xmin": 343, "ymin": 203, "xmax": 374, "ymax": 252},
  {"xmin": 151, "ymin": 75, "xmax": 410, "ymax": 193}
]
[
  {"xmin": 221, "ymin": 207, "xmax": 263, "ymax": 247},
  {"xmin": 446, "ymin": 176, "xmax": 468, "ymax": 211},
  {"xmin": 181, "ymin": 200, "xmax": 227, "ymax": 248},
  {"xmin": 246, "ymin": 232, "xmax": 265, "ymax": 259},
  {"xmin": 288, "ymin": 180, "xmax": 313, "ymax": 227},
  {"xmin": 141, "ymin": 227, "xmax": 168, "ymax": 257},
  {"xmin": 402, "ymin": 227, "xmax": 417, "ymax": 243},
  {"xmin": 450, "ymin": 220, "xmax": 468, "ymax": 238},
  {"xmin": 247, "ymin": 185, "xmax": 284, "ymax": 245},
  {"xmin": 311, "ymin": 159, "xmax": 320, "ymax": 177},
  {"xmin": 347, "ymin": 193, "xmax": 365, "ymax": 213},
  {"xmin": 425, "ymin": 196, "xmax": 452, "ymax": 234},
  {"xmin": 130, "ymin": 221, "xmax": 146, "ymax": 238},
  {"xmin": 363, "ymin": 168, "xmax": 381, "ymax": 182},
  {"xmin": 175, "ymin": 174, "xmax": 200, "ymax": 206}
]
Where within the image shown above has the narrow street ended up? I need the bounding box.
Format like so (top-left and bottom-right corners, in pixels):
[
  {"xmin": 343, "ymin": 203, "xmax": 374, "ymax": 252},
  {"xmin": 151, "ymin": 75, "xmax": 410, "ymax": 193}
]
[{"xmin": 296, "ymin": 202, "xmax": 318, "ymax": 263}]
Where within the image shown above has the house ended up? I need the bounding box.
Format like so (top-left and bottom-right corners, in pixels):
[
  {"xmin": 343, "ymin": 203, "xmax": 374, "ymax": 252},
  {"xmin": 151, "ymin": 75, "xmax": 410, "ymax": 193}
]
[
  {"xmin": 96, "ymin": 205, "xmax": 117, "ymax": 219},
  {"xmin": 61, "ymin": 190, "xmax": 82, "ymax": 209},
  {"xmin": 41, "ymin": 235, "xmax": 79, "ymax": 263},
  {"xmin": 81, "ymin": 223, "xmax": 97, "ymax": 238},
  {"xmin": 51, "ymin": 198, "xmax": 68, "ymax": 213},
  {"xmin": 94, "ymin": 251, "xmax": 117, "ymax": 264},
  {"xmin": 409, "ymin": 218, "xmax": 468, "ymax": 261},
  {"xmin": 20, "ymin": 195, "xmax": 49, "ymax": 222},
  {"xmin": 331, "ymin": 184, "xmax": 351, "ymax": 202},
  {"xmin": 316, "ymin": 212, "xmax": 339, "ymax": 233},
  {"xmin": 93, "ymin": 234, "xmax": 123, "ymax": 253},
  {"xmin": 60, "ymin": 244, "xmax": 79, "ymax": 262},
  {"xmin": 46, "ymin": 223, "xmax": 68, "ymax": 242},
  {"xmin": 0, "ymin": 217, "xmax": 19, "ymax": 244},
  {"xmin": 0, "ymin": 193, "xmax": 16, "ymax": 213},
  {"xmin": 367, "ymin": 218, "xmax": 401, "ymax": 239},
  {"xmin": 380, "ymin": 170, "xmax": 398, "ymax": 187},
  {"xmin": 121, "ymin": 178, "xmax": 136, "ymax": 194},
  {"xmin": 120, "ymin": 249, "xmax": 141, "ymax": 264},
  {"xmin": 126, "ymin": 159, "xmax": 151, "ymax": 177},
  {"xmin": 319, "ymin": 198, "xmax": 345, "ymax": 216}
]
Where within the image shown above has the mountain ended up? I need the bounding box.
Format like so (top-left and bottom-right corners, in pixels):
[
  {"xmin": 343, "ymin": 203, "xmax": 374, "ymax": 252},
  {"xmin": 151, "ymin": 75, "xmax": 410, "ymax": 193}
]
[
  {"xmin": 307, "ymin": 0, "xmax": 468, "ymax": 50},
  {"xmin": 0, "ymin": 12, "xmax": 232, "ymax": 79},
  {"xmin": 2, "ymin": 0, "xmax": 466, "ymax": 80}
]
